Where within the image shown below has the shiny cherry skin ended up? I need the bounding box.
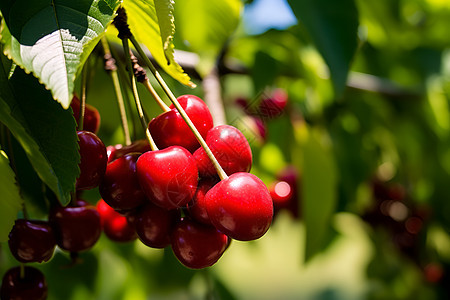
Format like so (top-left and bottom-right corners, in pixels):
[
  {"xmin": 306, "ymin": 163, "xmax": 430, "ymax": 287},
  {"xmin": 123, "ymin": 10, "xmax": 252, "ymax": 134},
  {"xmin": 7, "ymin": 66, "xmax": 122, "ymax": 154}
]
[
  {"xmin": 193, "ymin": 125, "xmax": 252, "ymax": 178},
  {"xmin": 8, "ymin": 219, "xmax": 56, "ymax": 263},
  {"xmin": 134, "ymin": 203, "xmax": 180, "ymax": 248},
  {"xmin": 99, "ymin": 153, "xmax": 146, "ymax": 211},
  {"xmin": 104, "ymin": 214, "xmax": 137, "ymax": 243},
  {"xmin": 171, "ymin": 218, "xmax": 229, "ymax": 269},
  {"xmin": 76, "ymin": 131, "xmax": 108, "ymax": 190},
  {"xmin": 96, "ymin": 199, "xmax": 117, "ymax": 227},
  {"xmin": 0, "ymin": 266, "xmax": 47, "ymax": 300},
  {"xmin": 148, "ymin": 95, "xmax": 214, "ymax": 153},
  {"xmin": 205, "ymin": 172, "xmax": 273, "ymax": 241},
  {"xmin": 70, "ymin": 95, "xmax": 101, "ymax": 133},
  {"xmin": 107, "ymin": 139, "xmax": 151, "ymax": 163},
  {"xmin": 136, "ymin": 146, "xmax": 198, "ymax": 210},
  {"xmin": 186, "ymin": 178, "xmax": 218, "ymax": 225},
  {"xmin": 49, "ymin": 200, "xmax": 101, "ymax": 252}
]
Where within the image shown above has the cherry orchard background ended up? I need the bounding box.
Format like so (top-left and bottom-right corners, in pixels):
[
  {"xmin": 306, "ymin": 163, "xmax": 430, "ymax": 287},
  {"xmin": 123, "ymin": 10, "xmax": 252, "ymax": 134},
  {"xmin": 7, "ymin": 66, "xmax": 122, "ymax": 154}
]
[{"xmin": 1, "ymin": 0, "xmax": 450, "ymax": 299}]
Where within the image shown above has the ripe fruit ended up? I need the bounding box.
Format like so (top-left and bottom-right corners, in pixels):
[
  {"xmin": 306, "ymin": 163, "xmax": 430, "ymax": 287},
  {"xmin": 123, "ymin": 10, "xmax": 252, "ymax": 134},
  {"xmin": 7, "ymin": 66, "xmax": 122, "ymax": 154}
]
[
  {"xmin": 171, "ymin": 218, "xmax": 229, "ymax": 269},
  {"xmin": 186, "ymin": 179, "xmax": 218, "ymax": 225},
  {"xmin": 70, "ymin": 95, "xmax": 101, "ymax": 133},
  {"xmin": 257, "ymin": 88, "xmax": 288, "ymax": 119},
  {"xmin": 136, "ymin": 146, "xmax": 198, "ymax": 210},
  {"xmin": 193, "ymin": 125, "xmax": 252, "ymax": 178},
  {"xmin": 96, "ymin": 199, "xmax": 117, "ymax": 227},
  {"xmin": 205, "ymin": 172, "xmax": 273, "ymax": 241},
  {"xmin": 96, "ymin": 199, "xmax": 137, "ymax": 242},
  {"xmin": 49, "ymin": 200, "xmax": 101, "ymax": 252},
  {"xmin": 0, "ymin": 266, "xmax": 47, "ymax": 300},
  {"xmin": 269, "ymin": 180, "xmax": 293, "ymax": 207},
  {"xmin": 76, "ymin": 131, "xmax": 108, "ymax": 190},
  {"xmin": 8, "ymin": 219, "xmax": 56, "ymax": 263},
  {"xmin": 107, "ymin": 139, "xmax": 151, "ymax": 163},
  {"xmin": 99, "ymin": 153, "xmax": 146, "ymax": 211},
  {"xmin": 148, "ymin": 95, "xmax": 214, "ymax": 153},
  {"xmin": 134, "ymin": 203, "xmax": 180, "ymax": 248}
]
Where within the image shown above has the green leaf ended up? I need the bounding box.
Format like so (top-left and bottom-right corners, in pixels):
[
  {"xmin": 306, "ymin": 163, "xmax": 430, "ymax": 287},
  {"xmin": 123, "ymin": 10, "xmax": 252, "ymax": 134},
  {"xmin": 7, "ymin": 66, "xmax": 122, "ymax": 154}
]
[
  {"xmin": 300, "ymin": 128, "xmax": 338, "ymax": 262},
  {"xmin": 0, "ymin": 150, "xmax": 22, "ymax": 242},
  {"xmin": 0, "ymin": 0, "xmax": 120, "ymax": 108},
  {"xmin": 120, "ymin": 0, "xmax": 194, "ymax": 87},
  {"xmin": 174, "ymin": 0, "xmax": 242, "ymax": 75},
  {"xmin": 0, "ymin": 53, "xmax": 80, "ymax": 206},
  {"xmin": 287, "ymin": 0, "xmax": 359, "ymax": 96}
]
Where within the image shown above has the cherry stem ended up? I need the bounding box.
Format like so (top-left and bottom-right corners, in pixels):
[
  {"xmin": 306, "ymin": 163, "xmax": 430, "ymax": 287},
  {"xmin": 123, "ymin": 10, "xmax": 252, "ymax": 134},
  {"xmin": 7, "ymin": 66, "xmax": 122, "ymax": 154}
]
[
  {"xmin": 129, "ymin": 36, "xmax": 228, "ymax": 180},
  {"xmin": 101, "ymin": 37, "xmax": 132, "ymax": 146},
  {"xmin": 20, "ymin": 263, "xmax": 25, "ymax": 279},
  {"xmin": 122, "ymin": 38, "xmax": 159, "ymax": 152},
  {"xmin": 79, "ymin": 62, "xmax": 88, "ymax": 131},
  {"xmin": 142, "ymin": 79, "xmax": 170, "ymax": 112}
]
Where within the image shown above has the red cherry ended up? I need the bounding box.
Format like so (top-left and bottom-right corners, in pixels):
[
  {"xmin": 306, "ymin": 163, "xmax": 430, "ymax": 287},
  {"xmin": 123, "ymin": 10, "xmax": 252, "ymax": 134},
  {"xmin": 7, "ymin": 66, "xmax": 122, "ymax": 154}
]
[
  {"xmin": 148, "ymin": 95, "xmax": 214, "ymax": 153},
  {"xmin": 193, "ymin": 125, "xmax": 252, "ymax": 178},
  {"xmin": 99, "ymin": 153, "xmax": 146, "ymax": 211},
  {"xmin": 270, "ymin": 180, "xmax": 293, "ymax": 206},
  {"xmin": 107, "ymin": 139, "xmax": 151, "ymax": 163},
  {"xmin": 70, "ymin": 95, "xmax": 101, "ymax": 133},
  {"xmin": 134, "ymin": 203, "xmax": 180, "ymax": 248},
  {"xmin": 76, "ymin": 131, "xmax": 107, "ymax": 190},
  {"xmin": 186, "ymin": 178, "xmax": 218, "ymax": 225},
  {"xmin": 96, "ymin": 199, "xmax": 117, "ymax": 227},
  {"xmin": 171, "ymin": 218, "xmax": 229, "ymax": 269},
  {"xmin": 8, "ymin": 219, "xmax": 56, "ymax": 264},
  {"xmin": 205, "ymin": 172, "xmax": 273, "ymax": 241},
  {"xmin": 49, "ymin": 200, "xmax": 101, "ymax": 252},
  {"xmin": 104, "ymin": 214, "xmax": 137, "ymax": 243},
  {"xmin": 136, "ymin": 146, "xmax": 198, "ymax": 210},
  {"xmin": 258, "ymin": 88, "xmax": 288, "ymax": 119},
  {"xmin": 0, "ymin": 266, "xmax": 47, "ymax": 300}
]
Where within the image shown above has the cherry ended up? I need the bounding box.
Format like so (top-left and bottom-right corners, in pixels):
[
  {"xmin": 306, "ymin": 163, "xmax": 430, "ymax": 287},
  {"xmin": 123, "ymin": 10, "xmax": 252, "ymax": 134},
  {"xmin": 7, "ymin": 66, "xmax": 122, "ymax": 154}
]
[
  {"xmin": 104, "ymin": 214, "xmax": 137, "ymax": 243},
  {"xmin": 99, "ymin": 153, "xmax": 146, "ymax": 211},
  {"xmin": 193, "ymin": 125, "xmax": 252, "ymax": 178},
  {"xmin": 76, "ymin": 131, "xmax": 108, "ymax": 190},
  {"xmin": 136, "ymin": 146, "xmax": 198, "ymax": 210},
  {"xmin": 171, "ymin": 218, "xmax": 229, "ymax": 269},
  {"xmin": 49, "ymin": 200, "xmax": 101, "ymax": 252},
  {"xmin": 257, "ymin": 88, "xmax": 288, "ymax": 119},
  {"xmin": 205, "ymin": 172, "xmax": 273, "ymax": 241},
  {"xmin": 8, "ymin": 219, "xmax": 56, "ymax": 263},
  {"xmin": 148, "ymin": 95, "xmax": 214, "ymax": 153},
  {"xmin": 107, "ymin": 139, "xmax": 151, "ymax": 163},
  {"xmin": 269, "ymin": 180, "xmax": 293, "ymax": 207},
  {"xmin": 0, "ymin": 266, "xmax": 47, "ymax": 300},
  {"xmin": 70, "ymin": 95, "xmax": 101, "ymax": 133},
  {"xmin": 134, "ymin": 203, "xmax": 180, "ymax": 248},
  {"xmin": 96, "ymin": 199, "xmax": 117, "ymax": 227},
  {"xmin": 186, "ymin": 178, "xmax": 219, "ymax": 225}
]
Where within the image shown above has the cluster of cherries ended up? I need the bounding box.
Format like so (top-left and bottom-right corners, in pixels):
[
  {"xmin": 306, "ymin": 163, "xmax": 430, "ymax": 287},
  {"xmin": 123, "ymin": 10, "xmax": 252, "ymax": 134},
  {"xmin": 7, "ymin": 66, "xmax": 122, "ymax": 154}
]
[{"xmin": 1, "ymin": 95, "xmax": 274, "ymax": 299}]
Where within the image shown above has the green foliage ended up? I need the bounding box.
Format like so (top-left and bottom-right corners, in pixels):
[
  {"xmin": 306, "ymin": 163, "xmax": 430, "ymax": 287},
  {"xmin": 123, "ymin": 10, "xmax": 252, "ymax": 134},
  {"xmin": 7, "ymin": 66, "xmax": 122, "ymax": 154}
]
[
  {"xmin": 287, "ymin": 0, "xmax": 359, "ymax": 97},
  {"xmin": 0, "ymin": 150, "xmax": 22, "ymax": 242},
  {"xmin": 0, "ymin": 51, "xmax": 80, "ymax": 205},
  {"xmin": 0, "ymin": 0, "xmax": 120, "ymax": 108}
]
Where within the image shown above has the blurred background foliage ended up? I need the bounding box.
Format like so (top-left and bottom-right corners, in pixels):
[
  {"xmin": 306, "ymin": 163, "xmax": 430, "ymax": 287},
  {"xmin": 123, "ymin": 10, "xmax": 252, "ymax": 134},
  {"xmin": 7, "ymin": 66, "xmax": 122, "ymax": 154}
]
[{"xmin": 2, "ymin": 0, "xmax": 450, "ymax": 299}]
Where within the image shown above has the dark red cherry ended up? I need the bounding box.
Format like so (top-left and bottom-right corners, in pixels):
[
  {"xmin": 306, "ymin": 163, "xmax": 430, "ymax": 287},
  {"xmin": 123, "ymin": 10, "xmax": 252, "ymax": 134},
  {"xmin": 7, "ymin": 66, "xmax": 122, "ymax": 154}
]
[
  {"xmin": 99, "ymin": 153, "xmax": 146, "ymax": 211},
  {"xmin": 0, "ymin": 266, "xmax": 47, "ymax": 300},
  {"xmin": 70, "ymin": 95, "xmax": 101, "ymax": 134},
  {"xmin": 257, "ymin": 88, "xmax": 288, "ymax": 119},
  {"xmin": 148, "ymin": 95, "xmax": 214, "ymax": 153},
  {"xmin": 8, "ymin": 219, "xmax": 56, "ymax": 263},
  {"xmin": 136, "ymin": 146, "xmax": 198, "ymax": 210},
  {"xmin": 49, "ymin": 200, "xmax": 101, "ymax": 252},
  {"xmin": 134, "ymin": 203, "xmax": 180, "ymax": 248},
  {"xmin": 193, "ymin": 125, "xmax": 252, "ymax": 178},
  {"xmin": 76, "ymin": 131, "xmax": 107, "ymax": 190},
  {"xmin": 186, "ymin": 178, "xmax": 218, "ymax": 225},
  {"xmin": 107, "ymin": 139, "xmax": 151, "ymax": 163},
  {"xmin": 171, "ymin": 218, "xmax": 229, "ymax": 269},
  {"xmin": 205, "ymin": 172, "xmax": 273, "ymax": 241}
]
